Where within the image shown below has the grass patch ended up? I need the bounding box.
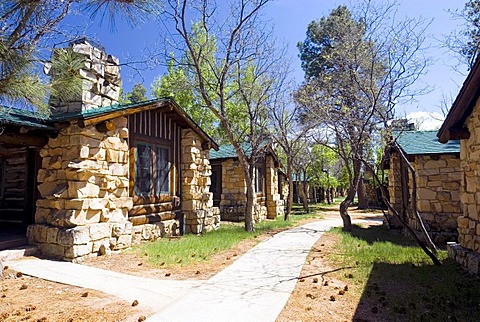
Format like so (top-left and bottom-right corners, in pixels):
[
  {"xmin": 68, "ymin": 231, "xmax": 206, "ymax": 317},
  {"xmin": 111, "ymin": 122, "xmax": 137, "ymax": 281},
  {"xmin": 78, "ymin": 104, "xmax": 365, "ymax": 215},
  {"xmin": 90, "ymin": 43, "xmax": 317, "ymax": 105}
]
[
  {"xmin": 139, "ymin": 213, "xmax": 322, "ymax": 267},
  {"xmin": 291, "ymin": 198, "xmax": 342, "ymax": 215},
  {"xmin": 328, "ymin": 225, "xmax": 480, "ymax": 321}
]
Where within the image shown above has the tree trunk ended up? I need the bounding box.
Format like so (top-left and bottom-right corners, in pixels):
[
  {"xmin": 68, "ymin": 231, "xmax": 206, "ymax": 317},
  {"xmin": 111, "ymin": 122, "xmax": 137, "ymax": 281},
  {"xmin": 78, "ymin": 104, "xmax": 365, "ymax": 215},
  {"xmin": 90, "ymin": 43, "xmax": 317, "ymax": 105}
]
[
  {"xmin": 340, "ymin": 157, "xmax": 362, "ymax": 231},
  {"xmin": 357, "ymin": 173, "xmax": 368, "ymax": 209},
  {"xmin": 327, "ymin": 187, "xmax": 333, "ymax": 204},
  {"xmin": 339, "ymin": 187, "xmax": 354, "ymax": 231},
  {"xmin": 244, "ymin": 179, "xmax": 255, "ymax": 232},
  {"xmin": 319, "ymin": 187, "xmax": 325, "ymax": 203},
  {"xmin": 298, "ymin": 173, "xmax": 310, "ymax": 214},
  {"xmin": 285, "ymin": 159, "xmax": 294, "ymax": 221}
]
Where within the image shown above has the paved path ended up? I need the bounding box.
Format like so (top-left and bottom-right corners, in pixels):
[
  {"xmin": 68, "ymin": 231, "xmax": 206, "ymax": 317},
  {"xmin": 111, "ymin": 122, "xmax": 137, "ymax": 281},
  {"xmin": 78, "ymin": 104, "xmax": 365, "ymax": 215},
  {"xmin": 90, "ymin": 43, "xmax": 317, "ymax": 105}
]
[
  {"xmin": 8, "ymin": 218, "xmax": 348, "ymax": 321},
  {"xmin": 149, "ymin": 218, "xmax": 342, "ymax": 321},
  {"xmin": 7, "ymin": 258, "xmax": 203, "ymax": 312}
]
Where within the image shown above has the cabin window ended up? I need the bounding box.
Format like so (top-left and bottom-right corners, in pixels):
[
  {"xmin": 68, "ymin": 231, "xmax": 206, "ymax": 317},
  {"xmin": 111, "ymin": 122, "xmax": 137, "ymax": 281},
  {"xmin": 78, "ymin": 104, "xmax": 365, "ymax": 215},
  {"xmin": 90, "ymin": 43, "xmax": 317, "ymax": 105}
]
[
  {"xmin": 210, "ymin": 165, "xmax": 222, "ymax": 206},
  {"xmin": 155, "ymin": 146, "xmax": 170, "ymax": 194},
  {"xmin": 135, "ymin": 142, "xmax": 170, "ymax": 196},
  {"xmin": 255, "ymin": 165, "xmax": 264, "ymax": 194}
]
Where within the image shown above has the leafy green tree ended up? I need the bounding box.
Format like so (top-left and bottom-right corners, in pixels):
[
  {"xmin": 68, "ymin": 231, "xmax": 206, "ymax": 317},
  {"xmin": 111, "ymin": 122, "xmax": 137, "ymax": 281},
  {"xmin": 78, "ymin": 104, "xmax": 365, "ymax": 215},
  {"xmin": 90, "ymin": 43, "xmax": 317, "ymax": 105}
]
[
  {"xmin": 151, "ymin": 50, "xmax": 220, "ymax": 141},
  {"xmin": 307, "ymin": 144, "xmax": 340, "ymax": 204},
  {"xmin": 127, "ymin": 83, "xmax": 148, "ymax": 103},
  {"xmin": 296, "ymin": 3, "xmax": 430, "ymax": 231}
]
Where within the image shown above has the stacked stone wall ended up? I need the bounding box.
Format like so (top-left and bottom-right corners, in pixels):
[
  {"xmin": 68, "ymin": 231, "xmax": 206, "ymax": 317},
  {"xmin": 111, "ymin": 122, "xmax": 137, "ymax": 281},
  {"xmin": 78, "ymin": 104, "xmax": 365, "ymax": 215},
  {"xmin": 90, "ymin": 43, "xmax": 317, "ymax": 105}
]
[
  {"xmin": 388, "ymin": 152, "xmax": 462, "ymax": 244},
  {"xmin": 28, "ymin": 117, "xmax": 133, "ymax": 261},
  {"xmin": 218, "ymin": 158, "xmax": 248, "ymax": 222},
  {"xmin": 413, "ymin": 154, "xmax": 461, "ymax": 243},
  {"xmin": 279, "ymin": 173, "xmax": 289, "ymax": 204},
  {"xmin": 181, "ymin": 129, "xmax": 220, "ymax": 234},
  {"xmin": 265, "ymin": 155, "xmax": 284, "ymax": 219},
  {"xmin": 49, "ymin": 40, "xmax": 120, "ymax": 114},
  {"xmin": 448, "ymin": 98, "xmax": 480, "ymax": 274},
  {"xmin": 218, "ymin": 158, "xmax": 268, "ymax": 222}
]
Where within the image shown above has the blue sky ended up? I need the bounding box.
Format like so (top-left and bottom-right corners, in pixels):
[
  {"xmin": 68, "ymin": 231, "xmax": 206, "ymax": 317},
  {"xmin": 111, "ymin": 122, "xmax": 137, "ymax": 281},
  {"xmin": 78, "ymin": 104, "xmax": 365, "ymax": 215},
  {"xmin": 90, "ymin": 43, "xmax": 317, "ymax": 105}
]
[{"xmin": 65, "ymin": 0, "xmax": 467, "ymax": 126}]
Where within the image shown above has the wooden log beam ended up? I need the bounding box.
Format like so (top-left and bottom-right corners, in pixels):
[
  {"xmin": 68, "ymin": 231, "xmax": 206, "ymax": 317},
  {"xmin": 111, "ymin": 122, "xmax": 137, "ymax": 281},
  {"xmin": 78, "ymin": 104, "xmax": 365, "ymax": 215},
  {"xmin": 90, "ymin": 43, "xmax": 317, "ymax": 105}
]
[
  {"xmin": 129, "ymin": 202, "xmax": 174, "ymax": 216},
  {"xmin": 133, "ymin": 195, "xmax": 174, "ymax": 206},
  {"xmin": 96, "ymin": 120, "xmax": 116, "ymax": 133},
  {"xmin": 448, "ymin": 127, "xmax": 470, "ymax": 141},
  {"xmin": 129, "ymin": 212, "xmax": 177, "ymax": 225},
  {"xmin": 0, "ymin": 132, "xmax": 48, "ymax": 147}
]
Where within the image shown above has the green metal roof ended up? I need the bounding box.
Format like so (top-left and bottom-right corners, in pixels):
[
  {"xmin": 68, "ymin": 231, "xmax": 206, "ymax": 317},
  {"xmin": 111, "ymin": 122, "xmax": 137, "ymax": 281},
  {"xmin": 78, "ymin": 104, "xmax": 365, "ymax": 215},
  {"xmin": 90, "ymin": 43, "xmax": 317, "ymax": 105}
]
[
  {"xmin": 209, "ymin": 143, "xmax": 252, "ymax": 160},
  {"xmin": 0, "ymin": 107, "xmax": 56, "ymax": 130},
  {"xmin": 395, "ymin": 130, "xmax": 460, "ymax": 155},
  {"xmin": 1, "ymin": 98, "xmax": 218, "ymax": 150}
]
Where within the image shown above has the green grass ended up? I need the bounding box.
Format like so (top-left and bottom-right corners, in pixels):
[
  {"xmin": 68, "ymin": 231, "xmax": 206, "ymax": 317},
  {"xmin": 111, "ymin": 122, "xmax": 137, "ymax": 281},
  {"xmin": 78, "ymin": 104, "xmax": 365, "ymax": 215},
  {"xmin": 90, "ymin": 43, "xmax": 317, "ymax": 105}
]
[
  {"xmin": 139, "ymin": 213, "xmax": 322, "ymax": 267},
  {"xmin": 291, "ymin": 198, "xmax": 342, "ymax": 215},
  {"xmin": 329, "ymin": 225, "xmax": 480, "ymax": 321}
]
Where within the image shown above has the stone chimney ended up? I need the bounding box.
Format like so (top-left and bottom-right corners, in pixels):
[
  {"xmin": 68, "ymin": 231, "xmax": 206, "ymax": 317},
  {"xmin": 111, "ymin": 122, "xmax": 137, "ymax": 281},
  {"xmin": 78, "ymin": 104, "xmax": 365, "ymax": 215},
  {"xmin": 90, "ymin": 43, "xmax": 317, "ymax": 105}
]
[{"xmin": 49, "ymin": 38, "xmax": 121, "ymax": 115}]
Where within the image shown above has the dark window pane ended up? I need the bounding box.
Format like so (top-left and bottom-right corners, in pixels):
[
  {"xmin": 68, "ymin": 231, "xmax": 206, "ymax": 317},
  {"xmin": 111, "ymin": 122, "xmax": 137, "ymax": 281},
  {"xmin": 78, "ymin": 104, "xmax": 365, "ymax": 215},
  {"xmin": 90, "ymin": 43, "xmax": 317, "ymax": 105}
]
[
  {"xmin": 255, "ymin": 166, "xmax": 264, "ymax": 193},
  {"xmin": 135, "ymin": 143, "xmax": 152, "ymax": 196},
  {"xmin": 155, "ymin": 146, "xmax": 170, "ymax": 194}
]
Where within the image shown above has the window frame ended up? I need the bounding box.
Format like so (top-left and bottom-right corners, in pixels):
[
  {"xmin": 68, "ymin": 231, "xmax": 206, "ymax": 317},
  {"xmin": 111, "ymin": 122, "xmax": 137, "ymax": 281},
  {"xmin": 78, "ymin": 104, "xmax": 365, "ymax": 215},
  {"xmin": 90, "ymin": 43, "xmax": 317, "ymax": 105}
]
[
  {"xmin": 134, "ymin": 141, "xmax": 171, "ymax": 197},
  {"xmin": 254, "ymin": 164, "xmax": 264, "ymax": 194}
]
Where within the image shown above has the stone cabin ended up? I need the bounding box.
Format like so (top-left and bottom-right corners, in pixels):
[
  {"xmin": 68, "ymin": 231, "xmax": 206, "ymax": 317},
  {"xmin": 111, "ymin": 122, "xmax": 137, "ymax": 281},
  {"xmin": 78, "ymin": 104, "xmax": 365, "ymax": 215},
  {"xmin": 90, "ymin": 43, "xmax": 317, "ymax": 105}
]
[
  {"xmin": 438, "ymin": 56, "xmax": 480, "ymax": 274},
  {"xmin": 0, "ymin": 39, "xmax": 219, "ymax": 261},
  {"xmin": 385, "ymin": 131, "xmax": 462, "ymax": 244},
  {"xmin": 209, "ymin": 144, "xmax": 284, "ymax": 222}
]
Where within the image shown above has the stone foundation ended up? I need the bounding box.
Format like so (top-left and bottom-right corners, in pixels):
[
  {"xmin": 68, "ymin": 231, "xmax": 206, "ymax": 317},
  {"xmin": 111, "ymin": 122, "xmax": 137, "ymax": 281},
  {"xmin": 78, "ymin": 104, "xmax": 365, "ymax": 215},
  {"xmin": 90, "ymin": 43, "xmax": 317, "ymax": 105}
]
[
  {"xmin": 131, "ymin": 219, "xmax": 181, "ymax": 244},
  {"xmin": 447, "ymin": 242, "xmax": 480, "ymax": 275},
  {"xmin": 28, "ymin": 221, "xmax": 132, "ymax": 261}
]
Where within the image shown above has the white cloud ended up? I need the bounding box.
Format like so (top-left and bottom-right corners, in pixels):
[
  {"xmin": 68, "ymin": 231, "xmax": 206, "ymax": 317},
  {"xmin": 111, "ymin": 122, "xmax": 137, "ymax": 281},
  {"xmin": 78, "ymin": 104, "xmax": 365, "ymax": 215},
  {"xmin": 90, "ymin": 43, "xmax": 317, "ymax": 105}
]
[{"xmin": 407, "ymin": 111, "xmax": 445, "ymax": 131}]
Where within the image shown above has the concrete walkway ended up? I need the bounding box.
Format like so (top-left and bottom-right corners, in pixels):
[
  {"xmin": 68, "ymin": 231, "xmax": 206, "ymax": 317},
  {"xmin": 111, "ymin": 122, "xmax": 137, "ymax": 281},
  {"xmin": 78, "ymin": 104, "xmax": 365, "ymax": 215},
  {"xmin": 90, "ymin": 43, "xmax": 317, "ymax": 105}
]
[
  {"xmin": 7, "ymin": 258, "xmax": 203, "ymax": 312},
  {"xmin": 8, "ymin": 218, "xmax": 345, "ymax": 321}
]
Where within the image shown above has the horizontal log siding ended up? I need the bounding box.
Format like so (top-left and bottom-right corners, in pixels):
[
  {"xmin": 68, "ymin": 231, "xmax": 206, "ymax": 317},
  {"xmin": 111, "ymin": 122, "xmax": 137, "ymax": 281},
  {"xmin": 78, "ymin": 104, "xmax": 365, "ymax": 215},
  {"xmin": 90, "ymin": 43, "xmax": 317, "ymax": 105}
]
[{"xmin": 0, "ymin": 147, "xmax": 27, "ymax": 223}]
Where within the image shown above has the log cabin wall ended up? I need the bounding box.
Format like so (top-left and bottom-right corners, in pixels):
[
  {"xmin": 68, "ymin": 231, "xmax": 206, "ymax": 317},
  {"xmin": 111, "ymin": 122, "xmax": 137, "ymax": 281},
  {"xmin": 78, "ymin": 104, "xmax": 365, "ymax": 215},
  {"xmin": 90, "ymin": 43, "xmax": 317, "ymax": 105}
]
[
  {"xmin": 128, "ymin": 109, "xmax": 183, "ymax": 242},
  {"xmin": 0, "ymin": 146, "xmax": 37, "ymax": 227}
]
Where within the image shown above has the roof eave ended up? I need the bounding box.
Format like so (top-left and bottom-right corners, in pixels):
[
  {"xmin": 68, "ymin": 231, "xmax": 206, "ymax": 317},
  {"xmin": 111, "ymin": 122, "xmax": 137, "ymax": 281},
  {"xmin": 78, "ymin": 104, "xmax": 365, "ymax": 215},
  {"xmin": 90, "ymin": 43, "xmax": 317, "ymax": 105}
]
[
  {"xmin": 52, "ymin": 98, "xmax": 219, "ymax": 151},
  {"xmin": 438, "ymin": 57, "xmax": 480, "ymax": 143}
]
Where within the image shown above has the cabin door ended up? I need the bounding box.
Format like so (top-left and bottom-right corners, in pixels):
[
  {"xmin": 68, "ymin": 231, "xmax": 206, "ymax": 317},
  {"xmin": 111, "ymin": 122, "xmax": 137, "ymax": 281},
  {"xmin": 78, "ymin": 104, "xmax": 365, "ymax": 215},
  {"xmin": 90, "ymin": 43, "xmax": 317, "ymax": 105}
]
[{"xmin": 0, "ymin": 147, "xmax": 39, "ymax": 249}]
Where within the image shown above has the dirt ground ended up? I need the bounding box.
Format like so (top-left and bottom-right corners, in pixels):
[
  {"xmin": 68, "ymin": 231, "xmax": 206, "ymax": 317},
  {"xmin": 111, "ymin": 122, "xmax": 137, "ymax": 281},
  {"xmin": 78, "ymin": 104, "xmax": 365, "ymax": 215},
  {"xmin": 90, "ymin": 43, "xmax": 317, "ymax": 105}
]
[{"xmin": 0, "ymin": 207, "xmax": 383, "ymax": 322}]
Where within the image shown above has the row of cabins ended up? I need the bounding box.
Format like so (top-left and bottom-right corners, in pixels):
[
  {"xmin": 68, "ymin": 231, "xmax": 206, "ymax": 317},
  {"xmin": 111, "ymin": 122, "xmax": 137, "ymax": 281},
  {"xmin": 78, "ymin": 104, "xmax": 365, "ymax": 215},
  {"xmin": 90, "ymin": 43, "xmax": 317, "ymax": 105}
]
[
  {"xmin": 0, "ymin": 40, "xmax": 284, "ymax": 261},
  {"xmin": 388, "ymin": 55, "xmax": 480, "ymax": 274}
]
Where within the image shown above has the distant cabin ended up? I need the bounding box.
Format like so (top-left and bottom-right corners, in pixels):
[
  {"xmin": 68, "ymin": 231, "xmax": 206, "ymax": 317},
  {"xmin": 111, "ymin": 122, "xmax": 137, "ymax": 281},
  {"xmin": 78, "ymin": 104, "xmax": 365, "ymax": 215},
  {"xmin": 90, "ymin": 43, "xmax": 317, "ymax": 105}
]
[
  {"xmin": 385, "ymin": 130, "xmax": 461, "ymax": 244},
  {"xmin": 209, "ymin": 144, "xmax": 285, "ymax": 222}
]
